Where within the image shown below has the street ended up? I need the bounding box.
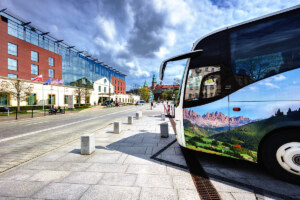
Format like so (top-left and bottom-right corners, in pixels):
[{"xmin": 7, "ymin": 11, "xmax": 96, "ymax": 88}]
[{"xmin": 0, "ymin": 105, "xmax": 147, "ymax": 173}]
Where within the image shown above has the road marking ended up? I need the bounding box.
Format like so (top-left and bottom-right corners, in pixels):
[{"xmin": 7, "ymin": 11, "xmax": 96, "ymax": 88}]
[{"xmin": 0, "ymin": 108, "xmax": 135, "ymax": 143}]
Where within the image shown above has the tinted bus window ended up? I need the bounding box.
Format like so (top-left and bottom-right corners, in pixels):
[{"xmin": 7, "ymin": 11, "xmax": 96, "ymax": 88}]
[{"xmin": 230, "ymin": 11, "xmax": 300, "ymax": 87}]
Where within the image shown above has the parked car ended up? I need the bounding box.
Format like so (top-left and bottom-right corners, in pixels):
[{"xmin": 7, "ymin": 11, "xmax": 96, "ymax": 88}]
[
  {"xmin": 136, "ymin": 100, "xmax": 145, "ymax": 105},
  {"xmin": 104, "ymin": 100, "xmax": 113, "ymax": 106}
]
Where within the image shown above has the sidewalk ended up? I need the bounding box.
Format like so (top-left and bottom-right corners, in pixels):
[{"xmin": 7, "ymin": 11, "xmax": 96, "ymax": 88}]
[{"xmin": 0, "ymin": 104, "xmax": 200, "ymax": 200}]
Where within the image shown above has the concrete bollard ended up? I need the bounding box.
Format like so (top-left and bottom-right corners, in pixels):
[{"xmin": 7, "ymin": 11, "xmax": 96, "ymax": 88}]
[
  {"xmin": 136, "ymin": 111, "xmax": 142, "ymax": 119},
  {"xmin": 128, "ymin": 116, "xmax": 133, "ymax": 124},
  {"xmin": 81, "ymin": 134, "xmax": 95, "ymax": 155},
  {"xmin": 161, "ymin": 114, "xmax": 165, "ymax": 121},
  {"xmin": 114, "ymin": 121, "xmax": 122, "ymax": 134},
  {"xmin": 160, "ymin": 123, "xmax": 169, "ymax": 138}
]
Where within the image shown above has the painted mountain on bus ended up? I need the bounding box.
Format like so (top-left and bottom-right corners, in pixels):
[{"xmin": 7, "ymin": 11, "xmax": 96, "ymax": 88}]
[{"xmin": 183, "ymin": 109, "xmax": 253, "ymax": 128}]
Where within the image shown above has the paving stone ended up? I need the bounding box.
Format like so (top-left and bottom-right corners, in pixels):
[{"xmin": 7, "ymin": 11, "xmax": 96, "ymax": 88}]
[
  {"xmin": 56, "ymin": 162, "xmax": 92, "ymax": 171},
  {"xmin": 232, "ymin": 192, "xmax": 257, "ymax": 200},
  {"xmin": 126, "ymin": 164, "xmax": 166, "ymax": 174},
  {"xmin": 87, "ymin": 163, "xmax": 128, "ymax": 173},
  {"xmin": 123, "ymin": 154, "xmax": 154, "ymax": 165},
  {"xmin": 140, "ymin": 187, "xmax": 178, "ymax": 200},
  {"xmin": 178, "ymin": 189, "xmax": 201, "ymax": 200},
  {"xmin": 22, "ymin": 161, "xmax": 64, "ymax": 170},
  {"xmin": 218, "ymin": 192, "xmax": 236, "ymax": 200},
  {"xmin": 33, "ymin": 182, "xmax": 89, "ymax": 199},
  {"xmin": 86, "ymin": 153, "xmax": 121, "ymax": 163},
  {"xmin": 117, "ymin": 146, "xmax": 147, "ymax": 154},
  {"xmin": 173, "ymin": 175, "xmax": 196, "ymax": 189},
  {"xmin": 98, "ymin": 173, "xmax": 137, "ymax": 186},
  {"xmin": 62, "ymin": 171, "xmax": 103, "ymax": 184},
  {"xmin": 166, "ymin": 166, "xmax": 190, "ymax": 176},
  {"xmin": 0, "ymin": 169, "xmax": 36, "ymax": 181},
  {"xmin": 135, "ymin": 174, "xmax": 173, "ymax": 188},
  {"xmin": 210, "ymin": 179, "xmax": 252, "ymax": 193},
  {"xmin": 0, "ymin": 180, "xmax": 48, "ymax": 198},
  {"xmin": 56, "ymin": 153, "xmax": 92, "ymax": 162},
  {"xmin": 27, "ymin": 170, "xmax": 70, "ymax": 182},
  {"xmin": 80, "ymin": 185, "xmax": 140, "ymax": 200}
]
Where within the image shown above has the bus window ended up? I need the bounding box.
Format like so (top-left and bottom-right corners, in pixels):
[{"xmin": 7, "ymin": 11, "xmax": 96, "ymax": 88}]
[
  {"xmin": 200, "ymin": 73, "xmax": 221, "ymax": 99},
  {"xmin": 185, "ymin": 66, "xmax": 220, "ymax": 101},
  {"xmin": 230, "ymin": 11, "xmax": 300, "ymax": 88}
]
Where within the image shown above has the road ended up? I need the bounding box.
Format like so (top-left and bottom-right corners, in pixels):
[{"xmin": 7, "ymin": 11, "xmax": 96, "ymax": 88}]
[{"xmin": 0, "ymin": 105, "xmax": 148, "ymax": 173}]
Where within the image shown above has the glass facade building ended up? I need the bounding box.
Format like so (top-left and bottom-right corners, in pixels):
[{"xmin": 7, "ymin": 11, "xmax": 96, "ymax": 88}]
[{"xmin": 1, "ymin": 12, "xmax": 126, "ymax": 88}]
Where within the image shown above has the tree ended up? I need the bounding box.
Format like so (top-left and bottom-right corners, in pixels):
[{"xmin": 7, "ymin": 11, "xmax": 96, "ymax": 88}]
[
  {"xmin": 83, "ymin": 85, "xmax": 92, "ymax": 105},
  {"xmin": 73, "ymin": 87, "xmax": 84, "ymax": 107},
  {"xmin": 2, "ymin": 79, "xmax": 33, "ymax": 112},
  {"xmin": 138, "ymin": 87, "xmax": 149, "ymax": 101},
  {"xmin": 211, "ymin": 140, "xmax": 218, "ymax": 146},
  {"xmin": 173, "ymin": 78, "xmax": 181, "ymax": 85}
]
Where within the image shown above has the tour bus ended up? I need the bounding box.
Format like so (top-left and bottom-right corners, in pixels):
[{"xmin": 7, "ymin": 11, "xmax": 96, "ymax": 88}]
[{"xmin": 160, "ymin": 5, "xmax": 300, "ymax": 184}]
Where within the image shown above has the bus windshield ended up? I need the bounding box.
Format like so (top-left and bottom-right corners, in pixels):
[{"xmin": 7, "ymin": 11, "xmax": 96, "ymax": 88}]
[{"xmin": 185, "ymin": 66, "xmax": 221, "ymax": 101}]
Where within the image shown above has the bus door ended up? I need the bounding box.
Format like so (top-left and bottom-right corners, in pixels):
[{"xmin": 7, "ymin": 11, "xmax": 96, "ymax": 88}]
[{"xmin": 183, "ymin": 65, "xmax": 232, "ymax": 155}]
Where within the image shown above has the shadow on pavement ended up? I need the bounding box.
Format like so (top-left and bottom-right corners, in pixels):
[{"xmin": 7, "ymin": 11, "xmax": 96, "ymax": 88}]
[{"xmin": 91, "ymin": 131, "xmax": 300, "ymax": 200}]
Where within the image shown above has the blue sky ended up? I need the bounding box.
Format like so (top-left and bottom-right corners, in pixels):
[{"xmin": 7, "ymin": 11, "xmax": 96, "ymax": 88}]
[{"xmin": 0, "ymin": 0, "xmax": 299, "ymax": 90}]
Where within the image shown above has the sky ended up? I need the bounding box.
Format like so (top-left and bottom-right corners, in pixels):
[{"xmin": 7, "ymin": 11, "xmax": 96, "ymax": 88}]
[{"xmin": 0, "ymin": 0, "xmax": 299, "ymax": 90}]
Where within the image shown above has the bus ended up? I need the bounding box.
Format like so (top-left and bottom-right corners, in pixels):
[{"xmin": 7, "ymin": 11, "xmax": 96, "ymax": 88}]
[{"xmin": 160, "ymin": 5, "xmax": 300, "ymax": 184}]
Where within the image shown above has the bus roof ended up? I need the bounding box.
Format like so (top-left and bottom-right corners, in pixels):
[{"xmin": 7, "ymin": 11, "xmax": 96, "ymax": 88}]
[{"xmin": 192, "ymin": 4, "xmax": 300, "ymax": 51}]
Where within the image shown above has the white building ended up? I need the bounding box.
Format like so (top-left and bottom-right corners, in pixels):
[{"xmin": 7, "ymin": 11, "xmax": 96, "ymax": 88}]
[{"xmin": 0, "ymin": 76, "xmax": 140, "ymax": 108}]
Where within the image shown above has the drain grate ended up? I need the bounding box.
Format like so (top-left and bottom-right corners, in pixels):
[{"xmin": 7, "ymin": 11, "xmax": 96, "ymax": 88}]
[{"xmin": 182, "ymin": 147, "xmax": 222, "ymax": 200}]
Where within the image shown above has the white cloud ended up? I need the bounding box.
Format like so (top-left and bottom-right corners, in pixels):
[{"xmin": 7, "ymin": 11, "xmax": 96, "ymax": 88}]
[
  {"xmin": 95, "ymin": 16, "xmax": 116, "ymax": 41},
  {"xmin": 273, "ymin": 74, "xmax": 286, "ymax": 81},
  {"xmin": 249, "ymin": 86, "xmax": 258, "ymax": 91},
  {"xmin": 154, "ymin": 47, "xmax": 169, "ymax": 58},
  {"xmin": 264, "ymin": 82, "xmax": 279, "ymax": 89}
]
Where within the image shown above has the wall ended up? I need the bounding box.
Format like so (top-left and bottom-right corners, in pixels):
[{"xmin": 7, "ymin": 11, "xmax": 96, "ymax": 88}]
[
  {"xmin": 0, "ymin": 16, "xmax": 62, "ymax": 81},
  {"xmin": 112, "ymin": 76, "xmax": 126, "ymax": 94}
]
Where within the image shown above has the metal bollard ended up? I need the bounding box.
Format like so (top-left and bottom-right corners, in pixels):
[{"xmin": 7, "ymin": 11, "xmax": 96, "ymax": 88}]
[
  {"xmin": 161, "ymin": 114, "xmax": 165, "ymax": 121},
  {"xmin": 160, "ymin": 123, "xmax": 169, "ymax": 138},
  {"xmin": 81, "ymin": 134, "xmax": 95, "ymax": 155},
  {"xmin": 128, "ymin": 116, "xmax": 133, "ymax": 124},
  {"xmin": 114, "ymin": 121, "xmax": 122, "ymax": 134}
]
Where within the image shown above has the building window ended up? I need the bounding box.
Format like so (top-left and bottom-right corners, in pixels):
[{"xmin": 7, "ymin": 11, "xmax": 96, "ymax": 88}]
[
  {"xmin": 8, "ymin": 43, "xmax": 18, "ymax": 56},
  {"xmin": 27, "ymin": 94, "xmax": 36, "ymax": 105},
  {"xmin": 104, "ymin": 87, "xmax": 106, "ymax": 93},
  {"xmin": 104, "ymin": 79, "xmax": 107, "ymax": 83},
  {"xmin": 31, "ymin": 64, "xmax": 38, "ymax": 75},
  {"xmin": 49, "ymin": 69, "xmax": 54, "ymax": 78},
  {"xmin": 8, "ymin": 74, "xmax": 18, "ymax": 78},
  {"xmin": 64, "ymin": 95, "xmax": 68, "ymax": 104},
  {"xmin": 49, "ymin": 57, "xmax": 54, "ymax": 66},
  {"xmin": 0, "ymin": 92, "xmax": 10, "ymax": 106},
  {"xmin": 31, "ymin": 51, "xmax": 38, "ymax": 62},
  {"xmin": 48, "ymin": 94, "xmax": 55, "ymax": 105},
  {"xmin": 98, "ymin": 86, "xmax": 101, "ymax": 92},
  {"xmin": 114, "ymin": 80, "xmax": 116, "ymax": 84},
  {"xmin": 8, "ymin": 58, "xmax": 18, "ymax": 71}
]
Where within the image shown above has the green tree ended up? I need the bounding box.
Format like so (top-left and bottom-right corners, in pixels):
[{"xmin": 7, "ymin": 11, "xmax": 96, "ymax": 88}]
[
  {"xmin": 211, "ymin": 140, "xmax": 218, "ymax": 146},
  {"xmin": 138, "ymin": 87, "xmax": 149, "ymax": 101}
]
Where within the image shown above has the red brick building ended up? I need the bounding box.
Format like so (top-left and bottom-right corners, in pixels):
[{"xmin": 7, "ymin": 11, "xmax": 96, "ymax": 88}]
[
  {"xmin": 0, "ymin": 15, "xmax": 62, "ymax": 80},
  {"xmin": 112, "ymin": 76, "xmax": 126, "ymax": 94}
]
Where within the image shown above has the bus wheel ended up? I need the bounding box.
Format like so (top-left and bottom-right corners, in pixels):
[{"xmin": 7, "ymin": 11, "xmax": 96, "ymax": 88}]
[{"xmin": 260, "ymin": 131, "xmax": 300, "ymax": 185}]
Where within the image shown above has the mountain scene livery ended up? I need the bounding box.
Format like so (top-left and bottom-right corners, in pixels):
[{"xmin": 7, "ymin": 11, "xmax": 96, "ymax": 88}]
[
  {"xmin": 183, "ymin": 109, "xmax": 253, "ymax": 128},
  {"xmin": 183, "ymin": 107, "xmax": 300, "ymax": 163}
]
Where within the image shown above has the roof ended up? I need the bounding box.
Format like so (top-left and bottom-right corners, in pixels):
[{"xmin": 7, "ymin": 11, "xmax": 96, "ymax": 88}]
[{"xmin": 155, "ymin": 85, "xmax": 179, "ymax": 89}]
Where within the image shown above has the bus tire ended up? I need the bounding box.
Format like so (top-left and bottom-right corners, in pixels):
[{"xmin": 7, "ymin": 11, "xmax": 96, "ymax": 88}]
[{"xmin": 260, "ymin": 130, "xmax": 300, "ymax": 185}]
